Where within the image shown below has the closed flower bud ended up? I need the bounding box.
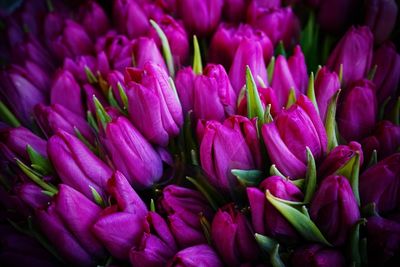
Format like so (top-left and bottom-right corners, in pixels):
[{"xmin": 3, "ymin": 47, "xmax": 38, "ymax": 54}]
[
  {"xmin": 126, "ymin": 62, "xmax": 183, "ymax": 146},
  {"xmin": 113, "ymin": 0, "xmax": 149, "ymax": 39},
  {"xmin": 337, "ymin": 79, "xmax": 377, "ymax": 142},
  {"xmin": 132, "ymin": 37, "xmax": 167, "ymax": 72},
  {"xmin": 262, "ymin": 95, "xmax": 327, "ymax": 178},
  {"xmin": 247, "ymin": 176, "xmax": 304, "ymax": 242},
  {"xmin": 314, "ymin": 67, "xmax": 340, "ymax": 122},
  {"xmin": 238, "ymin": 87, "xmax": 280, "ymax": 118},
  {"xmin": 327, "ymin": 26, "xmax": 373, "ymax": 86},
  {"xmin": 63, "ymin": 55, "xmax": 98, "ymax": 83},
  {"xmin": 291, "ymin": 244, "xmax": 346, "ymax": 267},
  {"xmin": 175, "ymin": 67, "xmax": 195, "ymax": 114},
  {"xmin": 360, "ymin": 153, "xmax": 400, "ymax": 214},
  {"xmin": 48, "ymin": 130, "xmax": 112, "ymax": 200},
  {"xmin": 222, "ymin": 0, "xmax": 248, "ymax": 22},
  {"xmin": 17, "ymin": 183, "xmax": 52, "ymax": 210},
  {"xmin": 310, "ymin": 175, "xmax": 360, "ymax": 246},
  {"xmin": 77, "ymin": 0, "xmax": 109, "ymax": 40},
  {"xmin": 167, "ymin": 244, "xmax": 224, "ymax": 267}
]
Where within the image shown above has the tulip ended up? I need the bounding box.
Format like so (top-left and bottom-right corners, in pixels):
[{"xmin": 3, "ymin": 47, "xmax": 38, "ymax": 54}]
[
  {"xmin": 105, "ymin": 70, "xmax": 125, "ymax": 106},
  {"xmin": 310, "ymin": 175, "xmax": 360, "ymax": 246},
  {"xmin": 366, "ymin": 216, "xmax": 400, "ymax": 266},
  {"xmin": 93, "ymin": 171, "xmax": 147, "ymax": 259},
  {"xmin": 126, "ymin": 62, "xmax": 183, "ymax": 146},
  {"xmin": 10, "ymin": 61, "xmax": 50, "ymax": 94},
  {"xmin": 327, "ymin": 26, "xmax": 373, "ymax": 86},
  {"xmin": 337, "ymin": 79, "xmax": 377, "ymax": 142},
  {"xmin": 50, "ymin": 70, "xmax": 84, "ymax": 117},
  {"xmin": 247, "ymin": 176, "xmax": 304, "ymax": 242},
  {"xmin": 77, "ymin": 0, "xmax": 109, "ymax": 39},
  {"xmin": 130, "ymin": 212, "xmax": 178, "ymax": 267},
  {"xmin": 36, "ymin": 185, "xmax": 105, "ymax": 267},
  {"xmin": 211, "ymin": 204, "xmax": 260, "ymax": 266},
  {"xmin": 159, "ymin": 185, "xmax": 214, "ymax": 247},
  {"xmin": 17, "ymin": 183, "xmax": 52, "ymax": 210},
  {"xmin": 177, "ymin": 0, "xmax": 223, "ymax": 36},
  {"xmin": 314, "ymin": 67, "xmax": 340, "ymax": 122},
  {"xmin": 167, "ymin": 244, "xmax": 224, "ymax": 267},
  {"xmin": 318, "ymin": 141, "xmax": 363, "ymax": 178},
  {"xmin": 229, "ymin": 38, "xmax": 268, "ymax": 94},
  {"xmin": 102, "ymin": 117, "xmax": 163, "ymax": 189},
  {"xmin": 372, "ymin": 42, "xmax": 400, "ymax": 104},
  {"xmin": 209, "ymin": 23, "xmax": 273, "ymax": 68},
  {"xmin": 262, "ymin": 95, "xmax": 327, "ymax": 178},
  {"xmin": 34, "ymin": 104, "xmax": 94, "ymax": 143},
  {"xmin": 222, "ymin": 0, "xmax": 248, "ymax": 22},
  {"xmin": 364, "ymin": 0, "xmax": 398, "ymax": 44},
  {"xmin": 82, "ymin": 83, "xmax": 107, "ymax": 116},
  {"xmin": 247, "ymin": 7, "xmax": 299, "ymax": 47},
  {"xmin": 200, "ymin": 120, "xmax": 257, "ymax": 194},
  {"xmin": 63, "ymin": 55, "xmax": 98, "ymax": 83},
  {"xmin": 238, "ymin": 87, "xmax": 280, "ymax": 118},
  {"xmin": 48, "ymin": 130, "xmax": 112, "ymax": 200},
  {"xmin": 175, "ymin": 67, "xmax": 195, "ymax": 114},
  {"xmin": 359, "ymin": 153, "xmax": 400, "ymax": 214},
  {"xmin": 113, "ymin": 0, "xmax": 149, "ymax": 39},
  {"xmin": 272, "ymin": 46, "xmax": 308, "ymax": 107},
  {"xmin": 291, "ymin": 244, "xmax": 346, "ymax": 267},
  {"xmin": 246, "ymin": 0, "xmax": 281, "ymax": 18},
  {"xmin": 132, "ymin": 37, "xmax": 167, "ymax": 71}
]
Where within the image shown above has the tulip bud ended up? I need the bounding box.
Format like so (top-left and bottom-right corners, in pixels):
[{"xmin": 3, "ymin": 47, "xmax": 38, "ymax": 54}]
[
  {"xmin": 17, "ymin": 183, "xmax": 52, "ymax": 210},
  {"xmin": 126, "ymin": 62, "xmax": 183, "ymax": 146},
  {"xmin": 364, "ymin": 0, "xmax": 398, "ymax": 44},
  {"xmin": 222, "ymin": 0, "xmax": 248, "ymax": 22},
  {"xmin": 247, "ymin": 176, "xmax": 304, "ymax": 242},
  {"xmin": 167, "ymin": 244, "xmax": 224, "ymax": 267},
  {"xmin": 10, "ymin": 61, "xmax": 50, "ymax": 94},
  {"xmin": 175, "ymin": 67, "xmax": 196, "ymax": 114},
  {"xmin": 77, "ymin": 0, "xmax": 109, "ymax": 39},
  {"xmin": 63, "ymin": 55, "xmax": 98, "ymax": 83},
  {"xmin": 238, "ymin": 87, "xmax": 280, "ymax": 118},
  {"xmin": 211, "ymin": 204, "xmax": 260, "ymax": 266},
  {"xmin": 314, "ymin": 67, "xmax": 340, "ymax": 122},
  {"xmin": 93, "ymin": 171, "xmax": 148, "ymax": 259},
  {"xmin": 319, "ymin": 141, "xmax": 363, "ymax": 178},
  {"xmin": 372, "ymin": 42, "xmax": 400, "ymax": 104},
  {"xmin": 130, "ymin": 212, "xmax": 178, "ymax": 266},
  {"xmin": 177, "ymin": 0, "xmax": 223, "ymax": 36},
  {"xmin": 327, "ymin": 26, "xmax": 373, "ymax": 86},
  {"xmin": 366, "ymin": 216, "xmax": 400, "ymax": 266},
  {"xmin": 132, "ymin": 37, "xmax": 167, "ymax": 72},
  {"xmin": 337, "ymin": 79, "xmax": 377, "ymax": 142},
  {"xmin": 200, "ymin": 120, "xmax": 258, "ymax": 194},
  {"xmin": 48, "ymin": 130, "xmax": 112, "ymax": 200},
  {"xmin": 113, "ymin": 0, "xmax": 149, "ymax": 39},
  {"xmin": 291, "ymin": 244, "xmax": 346, "ymax": 267},
  {"xmin": 359, "ymin": 153, "xmax": 400, "ymax": 214},
  {"xmin": 102, "ymin": 117, "xmax": 163, "ymax": 189},
  {"xmin": 310, "ymin": 175, "xmax": 360, "ymax": 246},
  {"xmin": 229, "ymin": 38, "xmax": 268, "ymax": 94},
  {"xmin": 262, "ymin": 95, "xmax": 327, "ymax": 178},
  {"xmin": 209, "ymin": 23, "xmax": 273, "ymax": 68}
]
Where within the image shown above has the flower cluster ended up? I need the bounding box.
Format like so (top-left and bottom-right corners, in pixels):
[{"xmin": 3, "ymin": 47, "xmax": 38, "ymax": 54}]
[{"xmin": 0, "ymin": 0, "xmax": 399, "ymax": 267}]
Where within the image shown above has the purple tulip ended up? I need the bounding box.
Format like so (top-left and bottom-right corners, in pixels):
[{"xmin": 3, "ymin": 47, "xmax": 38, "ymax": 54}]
[
  {"xmin": 36, "ymin": 184, "xmax": 105, "ymax": 267},
  {"xmin": 200, "ymin": 120, "xmax": 257, "ymax": 194},
  {"xmin": 177, "ymin": 0, "xmax": 223, "ymax": 36},
  {"xmin": 319, "ymin": 141, "xmax": 363, "ymax": 179},
  {"xmin": 360, "ymin": 153, "xmax": 400, "ymax": 214},
  {"xmin": 262, "ymin": 95, "xmax": 327, "ymax": 178},
  {"xmin": 247, "ymin": 6, "xmax": 299, "ymax": 47},
  {"xmin": 209, "ymin": 23, "xmax": 273, "ymax": 68},
  {"xmin": 372, "ymin": 42, "xmax": 400, "ymax": 104},
  {"xmin": 327, "ymin": 26, "xmax": 373, "ymax": 86},
  {"xmin": 238, "ymin": 87, "xmax": 280, "ymax": 118},
  {"xmin": 105, "ymin": 70, "xmax": 125, "ymax": 106},
  {"xmin": 337, "ymin": 79, "xmax": 377, "ymax": 142},
  {"xmin": 17, "ymin": 183, "xmax": 52, "ymax": 210},
  {"xmin": 364, "ymin": 0, "xmax": 398, "ymax": 44},
  {"xmin": 229, "ymin": 38, "xmax": 268, "ymax": 94},
  {"xmin": 130, "ymin": 211, "xmax": 178, "ymax": 267},
  {"xmin": 159, "ymin": 185, "xmax": 214, "ymax": 247},
  {"xmin": 247, "ymin": 176, "xmax": 304, "ymax": 242},
  {"xmin": 63, "ymin": 55, "xmax": 98, "ymax": 83},
  {"xmin": 175, "ymin": 67, "xmax": 196, "ymax": 114},
  {"xmin": 272, "ymin": 46, "xmax": 308, "ymax": 107},
  {"xmin": 246, "ymin": 0, "xmax": 281, "ymax": 18},
  {"xmin": 77, "ymin": 0, "xmax": 109, "ymax": 40},
  {"xmin": 314, "ymin": 67, "xmax": 340, "ymax": 122},
  {"xmin": 113, "ymin": 0, "xmax": 149, "ymax": 39},
  {"xmin": 9, "ymin": 61, "xmax": 50, "ymax": 94},
  {"xmin": 222, "ymin": 0, "xmax": 248, "ymax": 22},
  {"xmin": 82, "ymin": 83, "xmax": 107, "ymax": 116},
  {"xmin": 93, "ymin": 171, "xmax": 147, "ymax": 259},
  {"xmin": 50, "ymin": 70, "xmax": 84, "ymax": 117},
  {"xmin": 366, "ymin": 216, "xmax": 400, "ymax": 266},
  {"xmin": 48, "ymin": 130, "xmax": 112, "ymax": 200},
  {"xmin": 102, "ymin": 116, "xmax": 163, "ymax": 189},
  {"xmin": 167, "ymin": 244, "xmax": 224, "ymax": 267},
  {"xmin": 291, "ymin": 244, "xmax": 346, "ymax": 267},
  {"xmin": 211, "ymin": 204, "xmax": 260, "ymax": 266},
  {"xmin": 132, "ymin": 37, "xmax": 167, "ymax": 72},
  {"xmin": 126, "ymin": 62, "xmax": 183, "ymax": 146},
  {"xmin": 310, "ymin": 175, "xmax": 360, "ymax": 246}
]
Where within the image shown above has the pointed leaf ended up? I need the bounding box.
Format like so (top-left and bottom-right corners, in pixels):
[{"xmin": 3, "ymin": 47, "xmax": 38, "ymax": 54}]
[
  {"xmin": 117, "ymin": 82, "xmax": 129, "ymax": 110},
  {"xmin": 367, "ymin": 150, "xmax": 377, "ymax": 167},
  {"xmin": 231, "ymin": 169, "xmax": 263, "ymax": 187},
  {"xmin": 186, "ymin": 176, "xmax": 226, "ymax": 211},
  {"xmin": 90, "ymin": 185, "xmax": 105, "ymax": 207},
  {"xmin": 269, "ymin": 164, "xmax": 285, "ymax": 179},
  {"xmin": 246, "ymin": 66, "xmax": 265, "ymax": 123},
  {"xmin": 307, "ymin": 72, "xmax": 319, "ymax": 114},
  {"xmin": 27, "ymin": 145, "xmax": 53, "ymax": 175},
  {"xmin": 367, "ymin": 65, "xmax": 377, "ymax": 81},
  {"xmin": 289, "ymin": 179, "xmax": 305, "ymax": 189},
  {"xmin": 264, "ymin": 104, "xmax": 273, "ymax": 123},
  {"xmin": 150, "ymin": 199, "xmax": 156, "ymax": 212},
  {"xmin": 150, "ymin": 19, "xmax": 175, "ymax": 77},
  {"xmin": 348, "ymin": 218, "xmax": 367, "ymax": 267},
  {"xmin": 87, "ymin": 111, "xmax": 99, "ymax": 133},
  {"xmin": 286, "ymin": 88, "xmax": 296, "ymax": 109},
  {"xmin": 304, "ymin": 147, "xmax": 316, "ymax": 203},
  {"xmin": 93, "ymin": 95, "xmax": 111, "ymax": 130},
  {"xmin": 85, "ymin": 65, "xmax": 98, "ymax": 84},
  {"xmin": 275, "ymin": 41, "xmax": 286, "ymax": 57},
  {"xmin": 271, "ymin": 244, "xmax": 285, "ymax": 267},
  {"xmin": 74, "ymin": 127, "xmax": 96, "ymax": 153},
  {"xmin": 200, "ymin": 213, "xmax": 212, "ymax": 245},
  {"xmin": 390, "ymin": 97, "xmax": 400, "ymax": 125},
  {"xmin": 325, "ymin": 90, "xmax": 340, "ymax": 151},
  {"xmin": 267, "ymin": 56, "xmax": 275, "ymax": 84},
  {"xmin": 0, "ymin": 101, "xmax": 21, "ymax": 127},
  {"xmin": 336, "ymin": 152, "xmax": 360, "ymax": 205},
  {"xmin": 192, "ymin": 35, "xmax": 203, "ymax": 74}
]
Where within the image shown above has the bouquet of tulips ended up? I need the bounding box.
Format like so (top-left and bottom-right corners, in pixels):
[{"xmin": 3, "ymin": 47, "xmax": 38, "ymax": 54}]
[{"xmin": 0, "ymin": 0, "xmax": 399, "ymax": 266}]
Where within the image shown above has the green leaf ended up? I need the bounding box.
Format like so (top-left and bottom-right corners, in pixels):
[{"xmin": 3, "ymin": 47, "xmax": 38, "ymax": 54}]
[
  {"xmin": 107, "ymin": 87, "xmax": 122, "ymax": 111},
  {"xmin": 390, "ymin": 97, "xmax": 400, "ymax": 125},
  {"xmin": 231, "ymin": 169, "xmax": 264, "ymax": 187},
  {"xmin": 285, "ymin": 88, "xmax": 297, "ymax": 109},
  {"xmin": 360, "ymin": 238, "xmax": 368, "ymax": 266},
  {"xmin": 348, "ymin": 218, "xmax": 367, "ymax": 267},
  {"xmin": 150, "ymin": 19, "xmax": 175, "ymax": 77},
  {"xmin": 269, "ymin": 164, "xmax": 285, "ymax": 179},
  {"xmin": 93, "ymin": 95, "xmax": 111, "ymax": 130},
  {"xmin": 74, "ymin": 127, "xmax": 96, "ymax": 153},
  {"xmin": 367, "ymin": 65, "xmax": 377, "ymax": 81},
  {"xmin": 289, "ymin": 179, "xmax": 305, "ymax": 189},
  {"xmin": 304, "ymin": 147, "xmax": 317, "ymax": 203},
  {"xmin": 271, "ymin": 244, "xmax": 286, "ymax": 267},
  {"xmin": 266, "ymin": 190, "xmax": 331, "ymax": 246},
  {"xmin": 150, "ymin": 199, "xmax": 156, "ymax": 212},
  {"xmin": 367, "ymin": 150, "xmax": 377, "ymax": 167},
  {"xmin": 117, "ymin": 82, "xmax": 129, "ymax": 111},
  {"xmin": 336, "ymin": 152, "xmax": 361, "ymax": 205},
  {"xmin": 0, "ymin": 101, "xmax": 21, "ymax": 127},
  {"xmin": 87, "ymin": 111, "xmax": 99, "ymax": 133},
  {"xmin": 306, "ymin": 72, "xmax": 319, "ymax": 115},
  {"xmin": 338, "ymin": 64, "xmax": 343, "ymax": 86},
  {"xmin": 325, "ymin": 90, "xmax": 340, "ymax": 151},
  {"xmin": 257, "ymin": 75, "xmax": 267, "ymax": 88},
  {"xmin": 186, "ymin": 176, "xmax": 226, "ymax": 211},
  {"xmin": 275, "ymin": 41, "xmax": 286, "ymax": 57},
  {"xmin": 255, "ymin": 233, "xmax": 278, "ymax": 254},
  {"xmin": 85, "ymin": 65, "xmax": 98, "ymax": 84},
  {"xmin": 168, "ymin": 77, "xmax": 181, "ymax": 103},
  {"xmin": 267, "ymin": 56, "xmax": 275, "ymax": 84},
  {"xmin": 246, "ymin": 66, "xmax": 265, "ymax": 124},
  {"xmin": 200, "ymin": 213, "xmax": 212, "ymax": 245},
  {"xmin": 361, "ymin": 203, "xmax": 378, "ymax": 217},
  {"xmin": 27, "ymin": 145, "xmax": 53, "ymax": 175},
  {"xmin": 90, "ymin": 185, "xmax": 105, "ymax": 207},
  {"xmin": 264, "ymin": 104, "xmax": 273, "ymax": 123},
  {"xmin": 192, "ymin": 35, "xmax": 203, "ymax": 74}
]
